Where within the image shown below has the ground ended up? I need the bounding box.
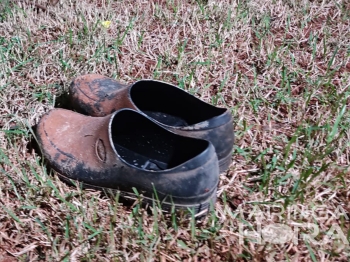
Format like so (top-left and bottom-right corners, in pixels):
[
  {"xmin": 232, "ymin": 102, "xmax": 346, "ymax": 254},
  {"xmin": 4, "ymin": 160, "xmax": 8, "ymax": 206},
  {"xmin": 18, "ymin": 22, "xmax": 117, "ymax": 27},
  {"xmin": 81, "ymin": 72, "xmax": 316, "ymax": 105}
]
[{"xmin": 0, "ymin": 0, "xmax": 350, "ymax": 261}]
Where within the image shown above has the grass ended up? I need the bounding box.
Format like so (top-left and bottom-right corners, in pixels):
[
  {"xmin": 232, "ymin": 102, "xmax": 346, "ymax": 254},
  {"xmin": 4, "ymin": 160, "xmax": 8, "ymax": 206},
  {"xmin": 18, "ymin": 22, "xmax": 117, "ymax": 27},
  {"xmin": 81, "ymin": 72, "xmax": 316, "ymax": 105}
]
[{"xmin": 0, "ymin": 0, "xmax": 350, "ymax": 261}]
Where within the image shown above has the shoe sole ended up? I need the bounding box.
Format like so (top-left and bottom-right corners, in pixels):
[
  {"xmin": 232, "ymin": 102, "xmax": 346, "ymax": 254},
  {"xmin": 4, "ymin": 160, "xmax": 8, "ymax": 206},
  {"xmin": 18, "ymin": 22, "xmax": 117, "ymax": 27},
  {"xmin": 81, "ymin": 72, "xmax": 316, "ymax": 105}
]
[{"xmin": 56, "ymin": 173, "xmax": 217, "ymax": 218}]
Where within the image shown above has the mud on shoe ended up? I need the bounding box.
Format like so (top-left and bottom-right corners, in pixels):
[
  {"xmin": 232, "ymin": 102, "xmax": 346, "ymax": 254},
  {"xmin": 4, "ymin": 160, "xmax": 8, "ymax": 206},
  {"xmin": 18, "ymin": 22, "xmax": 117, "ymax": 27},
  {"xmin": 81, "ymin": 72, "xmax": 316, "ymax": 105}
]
[
  {"xmin": 36, "ymin": 108, "xmax": 219, "ymax": 217},
  {"xmin": 69, "ymin": 74, "xmax": 234, "ymax": 172}
]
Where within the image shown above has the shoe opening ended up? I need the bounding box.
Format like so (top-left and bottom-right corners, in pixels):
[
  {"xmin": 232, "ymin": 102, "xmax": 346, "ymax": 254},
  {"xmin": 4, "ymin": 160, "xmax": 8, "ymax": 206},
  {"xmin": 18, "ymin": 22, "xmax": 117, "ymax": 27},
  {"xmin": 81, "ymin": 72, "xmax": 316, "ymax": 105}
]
[
  {"xmin": 130, "ymin": 81, "xmax": 226, "ymax": 126},
  {"xmin": 111, "ymin": 110, "xmax": 209, "ymax": 171}
]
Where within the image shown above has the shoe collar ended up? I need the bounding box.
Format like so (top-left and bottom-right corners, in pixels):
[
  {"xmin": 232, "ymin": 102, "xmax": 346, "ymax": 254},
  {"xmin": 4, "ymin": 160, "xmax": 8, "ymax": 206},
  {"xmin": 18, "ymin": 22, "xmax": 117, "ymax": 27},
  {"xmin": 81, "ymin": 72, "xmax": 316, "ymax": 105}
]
[
  {"xmin": 107, "ymin": 108, "xmax": 215, "ymax": 172},
  {"xmin": 127, "ymin": 80, "xmax": 232, "ymax": 130}
]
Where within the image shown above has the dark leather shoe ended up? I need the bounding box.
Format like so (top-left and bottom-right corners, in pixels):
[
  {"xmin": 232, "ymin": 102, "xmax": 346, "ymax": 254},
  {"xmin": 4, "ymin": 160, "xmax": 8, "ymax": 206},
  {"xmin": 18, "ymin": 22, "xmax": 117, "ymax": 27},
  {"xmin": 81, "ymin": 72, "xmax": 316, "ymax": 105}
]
[
  {"xmin": 69, "ymin": 74, "xmax": 234, "ymax": 172},
  {"xmin": 36, "ymin": 108, "xmax": 219, "ymax": 216}
]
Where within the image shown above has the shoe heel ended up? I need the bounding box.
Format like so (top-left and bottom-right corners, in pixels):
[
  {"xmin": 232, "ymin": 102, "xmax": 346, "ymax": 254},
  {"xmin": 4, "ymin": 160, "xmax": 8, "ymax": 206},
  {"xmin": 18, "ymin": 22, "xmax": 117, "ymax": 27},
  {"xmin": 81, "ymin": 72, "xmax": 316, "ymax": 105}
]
[{"xmin": 219, "ymin": 152, "xmax": 232, "ymax": 173}]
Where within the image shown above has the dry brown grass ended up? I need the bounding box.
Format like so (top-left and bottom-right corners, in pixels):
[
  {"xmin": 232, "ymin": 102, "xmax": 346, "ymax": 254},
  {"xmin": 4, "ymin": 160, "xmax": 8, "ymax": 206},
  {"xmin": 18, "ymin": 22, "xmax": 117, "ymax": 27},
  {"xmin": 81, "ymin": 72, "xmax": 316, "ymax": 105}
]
[{"xmin": 0, "ymin": 0, "xmax": 350, "ymax": 261}]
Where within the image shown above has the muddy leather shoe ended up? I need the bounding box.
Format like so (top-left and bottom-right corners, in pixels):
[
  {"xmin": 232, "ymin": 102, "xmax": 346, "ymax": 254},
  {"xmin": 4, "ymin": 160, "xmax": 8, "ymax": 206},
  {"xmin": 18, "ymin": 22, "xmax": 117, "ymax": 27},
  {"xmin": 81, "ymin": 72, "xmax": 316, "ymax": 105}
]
[
  {"xmin": 69, "ymin": 74, "xmax": 234, "ymax": 172},
  {"xmin": 36, "ymin": 108, "xmax": 219, "ymax": 216}
]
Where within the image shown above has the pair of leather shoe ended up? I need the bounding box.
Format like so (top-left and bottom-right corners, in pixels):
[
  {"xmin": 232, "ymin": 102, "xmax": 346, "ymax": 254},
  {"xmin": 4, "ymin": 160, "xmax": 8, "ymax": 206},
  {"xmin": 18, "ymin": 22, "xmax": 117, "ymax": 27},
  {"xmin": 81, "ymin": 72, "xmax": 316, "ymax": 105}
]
[{"xmin": 36, "ymin": 75, "xmax": 234, "ymax": 216}]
